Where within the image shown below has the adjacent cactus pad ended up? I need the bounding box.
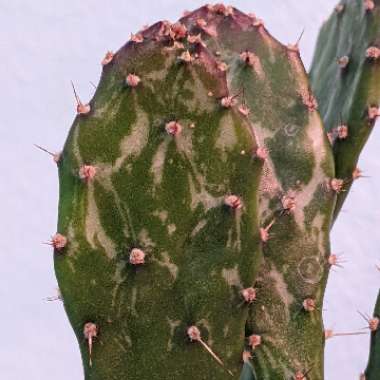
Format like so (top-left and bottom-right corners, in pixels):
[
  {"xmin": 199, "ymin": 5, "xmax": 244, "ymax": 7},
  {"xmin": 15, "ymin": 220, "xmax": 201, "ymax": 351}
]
[
  {"xmin": 51, "ymin": 2, "xmax": 380, "ymax": 380},
  {"xmin": 310, "ymin": 0, "xmax": 380, "ymax": 218},
  {"xmin": 57, "ymin": 14, "xmax": 264, "ymax": 379}
]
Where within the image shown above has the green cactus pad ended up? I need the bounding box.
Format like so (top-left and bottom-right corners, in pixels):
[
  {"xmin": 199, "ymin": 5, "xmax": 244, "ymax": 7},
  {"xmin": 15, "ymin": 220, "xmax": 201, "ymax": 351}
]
[
  {"xmin": 310, "ymin": 0, "xmax": 380, "ymax": 218},
  {"xmin": 365, "ymin": 290, "xmax": 380, "ymax": 380},
  {"xmin": 181, "ymin": 6, "xmax": 335, "ymax": 379},
  {"xmin": 56, "ymin": 19, "xmax": 263, "ymax": 380}
]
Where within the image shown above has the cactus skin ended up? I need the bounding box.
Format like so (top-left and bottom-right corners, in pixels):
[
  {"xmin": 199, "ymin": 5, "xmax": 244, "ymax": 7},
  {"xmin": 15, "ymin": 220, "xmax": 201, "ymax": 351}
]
[
  {"xmin": 181, "ymin": 7, "xmax": 335, "ymax": 379},
  {"xmin": 52, "ymin": 3, "xmax": 379, "ymax": 380},
  {"xmin": 56, "ymin": 17, "xmax": 264, "ymax": 379},
  {"xmin": 365, "ymin": 290, "xmax": 380, "ymax": 380},
  {"xmin": 310, "ymin": 0, "xmax": 380, "ymax": 219}
]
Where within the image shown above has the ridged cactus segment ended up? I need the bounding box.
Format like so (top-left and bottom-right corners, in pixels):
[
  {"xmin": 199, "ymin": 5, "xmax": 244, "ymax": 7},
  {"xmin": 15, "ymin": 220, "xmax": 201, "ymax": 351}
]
[
  {"xmin": 56, "ymin": 19, "xmax": 263, "ymax": 380},
  {"xmin": 365, "ymin": 290, "xmax": 380, "ymax": 379},
  {"xmin": 182, "ymin": 6, "xmax": 335, "ymax": 379},
  {"xmin": 310, "ymin": 0, "xmax": 380, "ymax": 218}
]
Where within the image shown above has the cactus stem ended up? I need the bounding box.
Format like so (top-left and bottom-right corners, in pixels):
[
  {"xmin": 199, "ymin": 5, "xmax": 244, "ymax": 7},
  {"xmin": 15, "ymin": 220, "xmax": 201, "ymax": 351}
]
[
  {"xmin": 83, "ymin": 322, "xmax": 98, "ymax": 367},
  {"xmin": 101, "ymin": 51, "xmax": 114, "ymax": 66},
  {"xmin": 129, "ymin": 248, "xmax": 146, "ymax": 265},
  {"xmin": 187, "ymin": 326, "xmax": 233, "ymax": 376},
  {"xmin": 34, "ymin": 144, "xmax": 61, "ymax": 163},
  {"xmin": 79, "ymin": 165, "xmax": 97, "ymax": 182},
  {"xmin": 71, "ymin": 81, "xmax": 91, "ymax": 115}
]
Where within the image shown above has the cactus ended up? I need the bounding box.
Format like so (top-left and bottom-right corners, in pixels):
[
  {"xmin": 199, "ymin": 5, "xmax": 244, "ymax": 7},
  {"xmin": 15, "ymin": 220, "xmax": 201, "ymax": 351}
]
[
  {"xmin": 43, "ymin": 2, "xmax": 380, "ymax": 380},
  {"xmin": 310, "ymin": 0, "xmax": 380, "ymax": 219}
]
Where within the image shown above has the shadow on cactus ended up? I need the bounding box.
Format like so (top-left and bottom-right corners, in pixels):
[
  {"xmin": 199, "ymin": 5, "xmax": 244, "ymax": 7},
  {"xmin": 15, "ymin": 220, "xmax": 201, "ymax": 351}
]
[{"xmin": 40, "ymin": 1, "xmax": 380, "ymax": 379}]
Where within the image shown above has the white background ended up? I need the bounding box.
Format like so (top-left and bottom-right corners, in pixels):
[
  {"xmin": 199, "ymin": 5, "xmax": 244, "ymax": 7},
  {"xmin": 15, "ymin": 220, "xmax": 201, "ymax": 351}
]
[{"xmin": 1, "ymin": 1, "xmax": 379, "ymax": 379}]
